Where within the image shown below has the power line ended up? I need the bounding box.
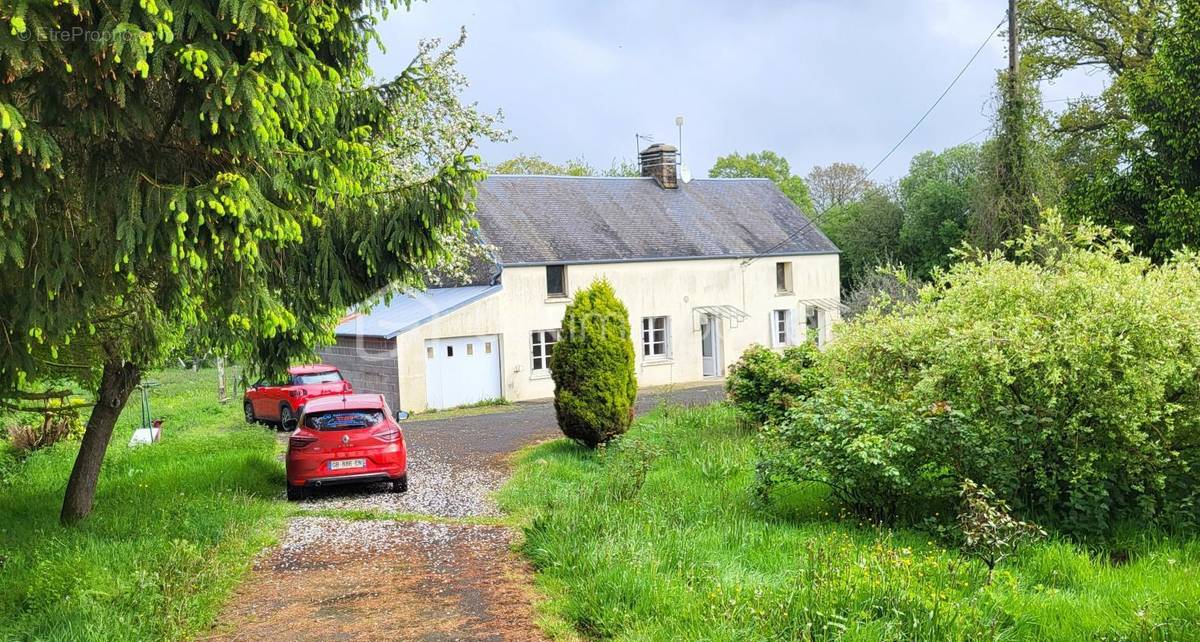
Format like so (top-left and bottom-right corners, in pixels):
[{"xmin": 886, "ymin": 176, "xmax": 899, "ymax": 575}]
[
  {"xmin": 745, "ymin": 14, "xmax": 1006, "ymax": 266},
  {"xmin": 865, "ymin": 16, "xmax": 1006, "ymax": 177},
  {"xmin": 956, "ymin": 126, "xmax": 991, "ymax": 147}
]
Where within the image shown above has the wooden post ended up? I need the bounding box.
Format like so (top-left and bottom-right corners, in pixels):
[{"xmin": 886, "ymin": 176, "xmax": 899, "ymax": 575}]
[{"xmin": 217, "ymin": 356, "xmax": 228, "ymax": 403}]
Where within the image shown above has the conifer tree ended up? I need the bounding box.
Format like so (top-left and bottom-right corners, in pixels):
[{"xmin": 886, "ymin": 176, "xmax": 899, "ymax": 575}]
[
  {"xmin": 550, "ymin": 279, "xmax": 637, "ymax": 448},
  {"xmin": 0, "ymin": 1, "xmax": 483, "ymax": 523}
]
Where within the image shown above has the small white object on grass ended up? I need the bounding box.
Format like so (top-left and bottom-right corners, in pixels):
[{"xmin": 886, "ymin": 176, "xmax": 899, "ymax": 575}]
[{"xmin": 128, "ymin": 427, "xmax": 161, "ymax": 447}]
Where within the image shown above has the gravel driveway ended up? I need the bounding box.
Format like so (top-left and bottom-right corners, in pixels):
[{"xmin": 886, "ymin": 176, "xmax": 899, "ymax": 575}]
[
  {"xmin": 210, "ymin": 384, "xmax": 725, "ymax": 641},
  {"xmin": 292, "ymin": 383, "xmax": 725, "ymax": 516}
]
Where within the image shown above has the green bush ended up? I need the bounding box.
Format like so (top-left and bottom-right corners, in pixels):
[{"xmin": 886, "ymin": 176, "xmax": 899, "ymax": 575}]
[
  {"xmin": 725, "ymin": 343, "xmax": 822, "ymax": 425},
  {"xmin": 760, "ymin": 214, "xmax": 1200, "ymax": 535},
  {"xmin": 550, "ymin": 278, "xmax": 637, "ymax": 448}
]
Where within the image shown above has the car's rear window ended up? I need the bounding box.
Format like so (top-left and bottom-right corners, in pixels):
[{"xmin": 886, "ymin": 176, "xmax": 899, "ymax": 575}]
[
  {"xmin": 304, "ymin": 410, "xmax": 383, "ymax": 431},
  {"xmin": 294, "ymin": 371, "xmax": 342, "ymax": 385}
]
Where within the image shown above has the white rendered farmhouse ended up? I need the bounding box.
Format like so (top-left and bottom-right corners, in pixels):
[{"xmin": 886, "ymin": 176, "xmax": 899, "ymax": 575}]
[{"xmin": 320, "ymin": 144, "xmax": 841, "ymax": 412}]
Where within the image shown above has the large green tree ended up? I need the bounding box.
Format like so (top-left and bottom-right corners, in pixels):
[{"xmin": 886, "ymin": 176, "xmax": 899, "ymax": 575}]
[
  {"xmin": 1020, "ymin": 0, "xmax": 1182, "ymax": 255},
  {"xmin": 1022, "ymin": 0, "xmax": 1174, "ymax": 162},
  {"xmin": 819, "ymin": 187, "xmax": 904, "ymax": 290},
  {"xmin": 898, "ymin": 145, "xmax": 981, "ymax": 278},
  {"xmin": 1096, "ymin": 0, "xmax": 1200, "ymax": 258},
  {"xmin": 0, "ymin": 1, "xmax": 483, "ymax": 523},
  {"xmin": 708, "ymin": 150, "xmax": 814, "ymax": 213}
]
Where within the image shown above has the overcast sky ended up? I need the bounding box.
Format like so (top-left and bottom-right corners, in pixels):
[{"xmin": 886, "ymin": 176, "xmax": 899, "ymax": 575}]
[{"xmin": 372, "ymin": 1, "xmax": 1107, "ymax": 182}]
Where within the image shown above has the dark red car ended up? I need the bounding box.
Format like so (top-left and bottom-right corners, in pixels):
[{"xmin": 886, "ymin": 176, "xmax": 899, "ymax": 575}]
[
  {"xmin": 283, "ymin": 394, "xmax": 408, "ymax": 501},
  {"xmin": 243, "ymin": 364, "xmax": 351, "ymax": 428}
]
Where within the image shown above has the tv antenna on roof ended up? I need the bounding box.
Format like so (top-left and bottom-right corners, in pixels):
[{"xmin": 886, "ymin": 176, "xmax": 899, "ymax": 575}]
[{"xmin": 635, "ymin": 132, "xmax": 655, "ymax": 157}]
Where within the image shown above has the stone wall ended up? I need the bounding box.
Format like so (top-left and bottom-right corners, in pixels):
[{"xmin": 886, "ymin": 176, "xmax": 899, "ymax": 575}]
[{"xmin": 316, "ymin": 336, "xmax": 402, "ymax": 410}]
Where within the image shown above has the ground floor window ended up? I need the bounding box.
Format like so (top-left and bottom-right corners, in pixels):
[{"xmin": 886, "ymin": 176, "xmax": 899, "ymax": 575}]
[
  {"xmin": 772, "ymin": 309, "xmax": 795, "ymax": 346},
  {"xmin": 641, "ymin": 316, "xmax": 670, "ymax": 358},
  {"xmin": 531, "ymin": 329, "xmax": 559, "ymax": 371},
  {"xmin": 805, "ymin": 305, "xmax": 826, "ymax": 346}
]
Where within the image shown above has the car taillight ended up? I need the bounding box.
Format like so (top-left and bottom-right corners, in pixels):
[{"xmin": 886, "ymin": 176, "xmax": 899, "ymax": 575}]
[
  {"xmin": 375, "ymin": 429, "xmax": 401, "ymax": 443},
  {"xmin": 289, "ymin": 434, "xmax": 317, "ymax": 449},
  {"xmin": 289, "ymin": 388, "xmax": 308, "ymax": 398}
]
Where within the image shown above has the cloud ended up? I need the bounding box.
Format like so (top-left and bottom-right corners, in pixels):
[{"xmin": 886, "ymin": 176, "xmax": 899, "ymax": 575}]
[
  {"xmin": 533, "ymin": 27, "xmax": 622, "ymax": 76},
  {"xmin": 922, "ymin": 0, "xmax": 1007, "ymax": 51},
  {"xmin": 371, "ymin": 1, "xmax": 1079, "ymax": 181}
]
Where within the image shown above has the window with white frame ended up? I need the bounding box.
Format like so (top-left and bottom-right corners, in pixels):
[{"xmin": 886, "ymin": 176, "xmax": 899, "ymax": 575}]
[
  {"xmin": 546, "ymin": 265, "xmax": 567, "ymax": 298},
  {"xmin": 772, "ymin": 309, "xmax": 795, "ymax": 346},
  {"xmin": 641, "ymin": 316, "xmax": 670, "ymax": 358},
  {"xmin": 531, "ymin": 329, "xmax": 559, "ymax": 371}
]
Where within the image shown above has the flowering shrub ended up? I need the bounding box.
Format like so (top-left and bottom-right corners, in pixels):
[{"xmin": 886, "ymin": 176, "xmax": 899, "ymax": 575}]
[{"xmin": 760, "ymin": 214, "xmax": 1200, "ymax": 535}]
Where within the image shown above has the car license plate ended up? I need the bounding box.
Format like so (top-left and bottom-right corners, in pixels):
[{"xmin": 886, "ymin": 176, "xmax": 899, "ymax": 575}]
[{"xmin": 329, "ymin": 458, "xmax": 366, "ymax": 471}]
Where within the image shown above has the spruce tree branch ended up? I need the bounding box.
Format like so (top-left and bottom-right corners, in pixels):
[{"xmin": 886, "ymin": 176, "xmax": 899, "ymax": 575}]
[
  {"xmin": 0, "ymin": 400, "xmax": 94, "ymax": 413},
  {"xmin": 3, "ymin": 388, "xmax": 77, "ymax": 400},
  {"xmin": 157, "ymin": 85, "xmax": 187, "ymax": 146},
  {"xmin": 34, "ymin": 357, "xmax": 93, "ymax": 370}
]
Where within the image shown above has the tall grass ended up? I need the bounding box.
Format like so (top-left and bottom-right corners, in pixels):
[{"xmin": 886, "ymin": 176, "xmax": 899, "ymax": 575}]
[
  {"xmin": 499, "ymin": 403, "xmax": 1200, "ymax": 641},
  {"xmin": 0, "ymin": 369, "xmax": 288, "ymax": 641}
]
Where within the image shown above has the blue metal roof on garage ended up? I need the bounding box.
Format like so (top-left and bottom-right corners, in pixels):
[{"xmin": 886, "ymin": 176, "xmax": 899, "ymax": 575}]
[{"xmin": 334, "ymin": 285, "xmax": 502, "ymax": 339}]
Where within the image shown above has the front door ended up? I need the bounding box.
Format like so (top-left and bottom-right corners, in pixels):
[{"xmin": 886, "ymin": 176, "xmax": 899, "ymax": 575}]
[{"xmin": 700, "ymin": 314, "xmax": 722, "ymax": 377}]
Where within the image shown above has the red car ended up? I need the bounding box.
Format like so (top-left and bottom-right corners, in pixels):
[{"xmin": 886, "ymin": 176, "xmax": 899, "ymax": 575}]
[
  {"xmin": 283, "ymin": 394, "xmax": 409, "ymax": 501},
  {"xmin": 243, "ymin": 365, "xmax": 351, "ymax": 428}
]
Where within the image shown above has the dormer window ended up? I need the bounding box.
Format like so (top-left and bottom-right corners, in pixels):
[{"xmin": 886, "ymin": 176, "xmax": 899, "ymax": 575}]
[{"xmin": 546, "ymin": 264, "xmax": 567, "ymax": 298}]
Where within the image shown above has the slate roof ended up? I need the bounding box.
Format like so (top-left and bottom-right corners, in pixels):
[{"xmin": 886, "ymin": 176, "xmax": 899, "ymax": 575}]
[
  {"xmin": 334, "ymin": 285, "xmax": 501, "ymax": 338},
  {"xmin": 472, "ymin": 175, "xmax": 839, "ymax": 266}
]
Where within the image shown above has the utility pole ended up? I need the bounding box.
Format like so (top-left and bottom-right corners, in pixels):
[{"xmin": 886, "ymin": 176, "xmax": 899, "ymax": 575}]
[{"xmin": 1008, "ymin": 0, "xmax": 1019, "ymax": 79}]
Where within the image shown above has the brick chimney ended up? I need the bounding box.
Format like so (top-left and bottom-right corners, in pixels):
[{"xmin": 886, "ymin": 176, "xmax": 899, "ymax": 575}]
[{"xmin": 639, "ymin": 143, "xmax": 678, "ymax": 189}]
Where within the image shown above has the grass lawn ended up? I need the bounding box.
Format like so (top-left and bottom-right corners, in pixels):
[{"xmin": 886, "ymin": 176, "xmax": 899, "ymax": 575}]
[
  {"xmin": 499, "ymin": 403, "xmax": 1200, "ymax": 641},
  {"xmin": 0, "ymin": 368, "xmax": 289, "ymax": 641}
]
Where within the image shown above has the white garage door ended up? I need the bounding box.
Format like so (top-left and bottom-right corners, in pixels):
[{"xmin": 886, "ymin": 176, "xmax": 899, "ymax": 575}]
[{"xmin": 424, "ymin": 335, "xmax": 502, "ymax": 410}]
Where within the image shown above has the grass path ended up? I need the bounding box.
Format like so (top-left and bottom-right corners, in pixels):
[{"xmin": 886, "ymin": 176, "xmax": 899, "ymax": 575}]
[{"xmin": 202, "ymin": 517, "xmax": 547, "ymax": 642}]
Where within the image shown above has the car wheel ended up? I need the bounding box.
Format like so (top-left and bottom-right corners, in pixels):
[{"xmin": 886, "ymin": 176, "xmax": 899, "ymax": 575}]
[
  {"xmin": 243, "ymin": 401, "xmax": 256, "ymax": 424},
  {"xmin": 286, "ymin": 484, "xmax": 310, "ymax": 501},
  {"xmin": 278, "ymin": 404, "xmax": 295, "ymax": 431},
  {"xmin": 391, "ymin": 475, "xmax": 408, "ymax": 493}
]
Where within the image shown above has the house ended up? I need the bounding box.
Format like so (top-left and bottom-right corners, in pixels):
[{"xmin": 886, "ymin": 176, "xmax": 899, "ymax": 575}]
[{"xmin": 319, "ymin": 144, "xmax": 841, "ymax": 412}]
